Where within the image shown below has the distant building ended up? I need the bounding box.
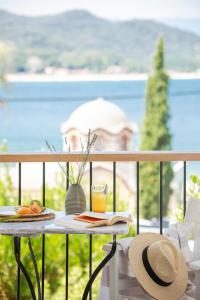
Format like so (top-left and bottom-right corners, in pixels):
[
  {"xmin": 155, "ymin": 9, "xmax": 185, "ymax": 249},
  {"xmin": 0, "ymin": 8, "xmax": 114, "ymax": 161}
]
[
  {"xmin": 61, "ymin": 97, "xmax": 136, "ymax": 151},
  {"xmin": 27, "ymin": 56, "xmax": 44, "ymax": 73},
  {"xmin": 61, "ymin": 98, "xmax": 137, "ymax": 203}
]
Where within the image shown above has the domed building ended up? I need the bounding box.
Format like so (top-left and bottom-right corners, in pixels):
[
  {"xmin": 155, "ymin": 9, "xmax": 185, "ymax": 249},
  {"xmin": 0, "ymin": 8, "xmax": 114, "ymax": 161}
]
[
  {"xmin": 61, "ymin": 98, "xmax": 137, "ymax": 201},
  {"xmin": 61, "ymin": 98, "xmax": 136, "ymax": 151}
]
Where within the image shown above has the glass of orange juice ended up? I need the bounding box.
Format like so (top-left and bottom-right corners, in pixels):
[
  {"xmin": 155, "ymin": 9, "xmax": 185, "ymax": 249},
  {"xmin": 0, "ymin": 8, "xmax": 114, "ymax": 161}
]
[{"xmin": 92, "ymin": 185, "xmax": 107, "ymax": 213}]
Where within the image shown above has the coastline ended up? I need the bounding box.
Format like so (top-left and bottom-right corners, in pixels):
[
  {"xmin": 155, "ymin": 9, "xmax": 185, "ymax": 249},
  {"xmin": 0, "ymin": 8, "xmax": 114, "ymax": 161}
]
[{"xmin": 6, "ymin": 71, "xmax": 200, "ymax": 82}]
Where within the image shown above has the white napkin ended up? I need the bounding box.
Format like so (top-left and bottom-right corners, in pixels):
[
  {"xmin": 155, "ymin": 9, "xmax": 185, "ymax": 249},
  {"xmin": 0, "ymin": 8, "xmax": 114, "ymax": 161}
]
[{"xmin": 54, "ymin": 216, "xmax": 87, "ymax": 228}]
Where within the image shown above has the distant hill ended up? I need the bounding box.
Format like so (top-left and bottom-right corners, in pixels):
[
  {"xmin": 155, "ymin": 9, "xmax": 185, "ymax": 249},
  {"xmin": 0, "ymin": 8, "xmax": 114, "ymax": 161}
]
[
  {"xmin": 0, "ymin": 9, "xmax": 200, "ymax": 72},
  {"xmin": 160, "ymin": 18, "xmax": 200, "ymax": 37}
]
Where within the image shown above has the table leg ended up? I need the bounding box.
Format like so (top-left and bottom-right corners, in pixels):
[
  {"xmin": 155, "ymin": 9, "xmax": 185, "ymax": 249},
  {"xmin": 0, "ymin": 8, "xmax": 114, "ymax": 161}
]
[
  {"xmin": 82, "ymin": 239, "xmax": 117, "ymax": 300},
  {"xmin": 13, "ymin": 237, "xmax": 37, "ymax": 300},
  {"xmin": 13, "ymin": 237, "xmax": 41, "ymax": 300},
  {"xmin": 28, "ymin": 238, "xmax": 42, "ymax": 300}
]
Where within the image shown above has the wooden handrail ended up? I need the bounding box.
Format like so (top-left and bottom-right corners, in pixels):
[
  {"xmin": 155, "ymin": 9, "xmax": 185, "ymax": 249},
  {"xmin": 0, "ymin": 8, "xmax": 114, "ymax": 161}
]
[{"xmin": 0, "ymin": 151, "xmax": 200, "ymax": 162}]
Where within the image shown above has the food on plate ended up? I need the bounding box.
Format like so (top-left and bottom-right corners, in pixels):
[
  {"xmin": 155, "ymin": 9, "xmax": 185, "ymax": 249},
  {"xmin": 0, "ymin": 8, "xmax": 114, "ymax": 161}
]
[{"xmin": 17, "ymin": 200, "xmax": 45, "ymax": 215}]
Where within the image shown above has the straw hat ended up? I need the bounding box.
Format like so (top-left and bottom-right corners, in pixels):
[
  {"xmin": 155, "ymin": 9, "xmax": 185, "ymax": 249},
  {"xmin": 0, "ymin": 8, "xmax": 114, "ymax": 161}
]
[{"xmin": 128, "ymin": 233, "xmax": 188, "ymax": 300}]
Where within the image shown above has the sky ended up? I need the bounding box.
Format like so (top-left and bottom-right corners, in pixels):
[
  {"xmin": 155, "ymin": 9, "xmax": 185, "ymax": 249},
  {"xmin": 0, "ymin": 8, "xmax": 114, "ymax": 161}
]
[{"xmin": 0, "ymin": 0, "xmax": 200, "ymax": 20}]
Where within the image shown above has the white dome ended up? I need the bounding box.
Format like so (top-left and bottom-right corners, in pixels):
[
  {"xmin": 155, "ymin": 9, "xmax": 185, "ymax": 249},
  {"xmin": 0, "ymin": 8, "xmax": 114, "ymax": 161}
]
[{"xmin": 61, "ymin": 97, "xmax": 135, "ymax": 134}]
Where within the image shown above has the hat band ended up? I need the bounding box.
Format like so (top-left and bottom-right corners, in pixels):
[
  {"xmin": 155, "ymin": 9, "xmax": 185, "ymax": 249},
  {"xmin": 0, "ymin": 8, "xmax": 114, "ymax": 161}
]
[{"xmin": 142, "ymin": 246, "xmax": 173, "ymax": 287}]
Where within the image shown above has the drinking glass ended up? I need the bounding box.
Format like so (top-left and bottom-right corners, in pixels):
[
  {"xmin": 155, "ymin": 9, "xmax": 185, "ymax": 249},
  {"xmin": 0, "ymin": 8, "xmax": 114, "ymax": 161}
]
[{"xmin": 92, "ymin": 185, "xmax": 107, "ymax": 213}]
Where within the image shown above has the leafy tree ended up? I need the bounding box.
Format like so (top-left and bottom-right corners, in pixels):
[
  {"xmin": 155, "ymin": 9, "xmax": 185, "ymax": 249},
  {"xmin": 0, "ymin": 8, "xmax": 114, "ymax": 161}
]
[
  {"xmin": 0, "ymin": 42, "xmax": 12, "ymax": 106},
  {"xmin": 0, "ymin": 42, "xmax": 13, "ymax": 79},
  {"xmin": 140, "ymin": 37, "xmax": 173, "ymax": 219}
]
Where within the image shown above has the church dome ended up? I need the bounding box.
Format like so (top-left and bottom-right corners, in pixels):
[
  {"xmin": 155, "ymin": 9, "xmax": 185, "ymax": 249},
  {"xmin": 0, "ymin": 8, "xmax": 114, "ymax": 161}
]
[{"xmin": 61, "ymin": 97, "xmax": 135, "ymax": 135}]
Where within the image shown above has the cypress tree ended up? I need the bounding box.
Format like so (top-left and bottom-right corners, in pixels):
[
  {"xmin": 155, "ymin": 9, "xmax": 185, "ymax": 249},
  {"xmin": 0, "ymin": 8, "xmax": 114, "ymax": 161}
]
[{"xmin": 140, "ymin": 37, "xmax": 173, "ymax": 219}]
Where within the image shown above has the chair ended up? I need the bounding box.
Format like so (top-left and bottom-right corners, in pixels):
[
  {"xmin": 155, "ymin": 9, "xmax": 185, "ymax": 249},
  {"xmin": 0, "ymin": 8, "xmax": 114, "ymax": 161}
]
[
  {"xmin": 99, "ymin": 226, "xmax": 198, "ymax": 300},
  {"xmin": 165, "ymin": 222, "xmax": 197, "ymax": 299},
  {"xmin": 99, "ymin": 237, "xmax": 153, "ymax": 300},
  {"xmin": 187, "ymin": 225, "xmax": 200, "ymax": 300}
]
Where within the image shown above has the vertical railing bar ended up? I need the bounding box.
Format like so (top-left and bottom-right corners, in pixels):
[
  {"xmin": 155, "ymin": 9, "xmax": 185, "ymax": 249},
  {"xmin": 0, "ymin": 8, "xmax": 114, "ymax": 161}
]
[
  {"xmin": 18, "ymin": 163, "xmax": 22, "ymax": 206},
  {"xmin": 159, "ymin": 162, "xmax": 163, "ymax": 235},
  {"xmin": 113, "ymin": 162, "xmax": 117, "ymax": 267},
  {"xmin": 42, "ymin": 162, "xmax": 45, "ymax": 300},
  {"xmin": 113, "ymin": 162, "xmax": 116, "ymax": 248},
  {"xmin": 17, "ymin": 162, "xmax": 21, "ymax": 300},
  {"xmin": 90, "ymin": 162, "xmax": 93, "ymax": 211},
  {"xmin": 183, "ymin": 161, "xmax": 187, "ymax": 217},
  {"xmin": 89, "ymin": 162, "xmax": 93, "ymax": 300},
  {"xmin": 113, "ymin": 162, "xmax": 116, "ymax": 213},
  {"xmin": 65, "ymin": 162, "xmax": 69, "ymax": 300},
  {"xmin": 136, "ymin": 162, "xmax": 140, "ymax": 235}
]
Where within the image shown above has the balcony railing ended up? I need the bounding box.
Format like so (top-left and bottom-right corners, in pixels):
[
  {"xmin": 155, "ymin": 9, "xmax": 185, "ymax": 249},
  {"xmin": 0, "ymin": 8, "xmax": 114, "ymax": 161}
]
[{"xmin": 0, "ymin": 151, "xmax": 198, "ymax": 299}]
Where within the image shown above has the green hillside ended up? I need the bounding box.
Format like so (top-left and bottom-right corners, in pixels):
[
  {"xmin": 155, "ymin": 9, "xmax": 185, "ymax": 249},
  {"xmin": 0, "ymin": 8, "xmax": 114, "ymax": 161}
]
[
  {"xmin": 0, "ymin": 9, "xmax": 200, "ymax": 72},
  {"xmin": 161, "ymin": 18, "xmax": 200, "ymax": 37}
]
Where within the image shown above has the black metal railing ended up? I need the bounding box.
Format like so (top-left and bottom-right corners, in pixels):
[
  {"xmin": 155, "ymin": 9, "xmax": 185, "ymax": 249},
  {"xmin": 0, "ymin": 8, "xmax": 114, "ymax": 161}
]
[
  {"xmin": 0, "ymin": 151, "xmax": 197, "ymax": 299},
  {"xmin": 17, "ymin": 162, "xmax": 21, "ymax": 300},
  {"xmin": 42, "ymin": 162, "xmax": 46, "ymax": 300}
]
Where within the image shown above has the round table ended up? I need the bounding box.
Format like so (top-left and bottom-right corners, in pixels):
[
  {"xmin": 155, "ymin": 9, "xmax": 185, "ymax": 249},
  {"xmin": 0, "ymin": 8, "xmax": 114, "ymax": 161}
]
[{"xmin": 0, "ymin": 206, "xmax": 129, "ymax": 300}]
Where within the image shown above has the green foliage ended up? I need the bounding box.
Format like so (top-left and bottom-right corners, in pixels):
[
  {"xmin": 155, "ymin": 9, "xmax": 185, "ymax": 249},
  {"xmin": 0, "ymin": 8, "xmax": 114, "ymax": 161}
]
[
  {"xmin": 0, "ymin": 10, "xmax": 200, "ymax": 72},
  {"xmin": 153, "ymin": 37, "xmax": 164, "ymax": 72},
  {"xmin": 171, "ymin": 204, "xmax": 184, "ymax": 223},
  {"xmin": 169, "ymin": 174, "xmax": 200, "ymax": 222},
  {"xmin": 0, "ymin": 43, "xmax": 9, "ymax": 105},
  {"xmin": 0, "ymin": 42, "xmax": 14, "ymax": 78},
  {"xmin": 140, "ymin": 37, "xmax": 174, "ymax": 219},
  {"xmin": 188, "ymin": 175, "xmax": 200, "ymax": 198}
]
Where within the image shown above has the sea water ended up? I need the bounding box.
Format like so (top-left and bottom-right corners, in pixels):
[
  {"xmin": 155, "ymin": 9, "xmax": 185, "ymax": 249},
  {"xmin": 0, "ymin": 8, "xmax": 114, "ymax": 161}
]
[{"xmin": 0, "ymin": 79, "xmax": 199, "ymax": 155}]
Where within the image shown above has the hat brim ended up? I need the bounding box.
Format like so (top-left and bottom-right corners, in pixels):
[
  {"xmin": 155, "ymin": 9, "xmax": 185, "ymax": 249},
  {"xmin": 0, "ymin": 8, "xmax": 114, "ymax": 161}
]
[{"xmin": 128, "ymin": 233, "xmax": 188, "ymax": 300}]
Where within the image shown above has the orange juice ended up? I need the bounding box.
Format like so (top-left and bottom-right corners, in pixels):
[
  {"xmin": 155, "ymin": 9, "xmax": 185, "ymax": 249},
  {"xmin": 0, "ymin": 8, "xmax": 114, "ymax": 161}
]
[{"xmin": 92, "ymin": 192, "xmax": 106, "ymax": 213}]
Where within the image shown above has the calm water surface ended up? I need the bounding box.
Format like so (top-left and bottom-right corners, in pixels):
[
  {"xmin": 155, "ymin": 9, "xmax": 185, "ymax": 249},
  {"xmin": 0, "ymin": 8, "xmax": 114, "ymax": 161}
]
[{"xmin": 0, "ymin": 79, "xmax": 200, "ymax": 153}]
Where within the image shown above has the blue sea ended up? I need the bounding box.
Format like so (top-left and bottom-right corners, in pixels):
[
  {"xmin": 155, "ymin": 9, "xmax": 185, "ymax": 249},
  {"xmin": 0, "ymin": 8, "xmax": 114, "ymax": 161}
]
[{"xmin": 0, "ymin": 79, "xmax": 200, "ymax": 153}]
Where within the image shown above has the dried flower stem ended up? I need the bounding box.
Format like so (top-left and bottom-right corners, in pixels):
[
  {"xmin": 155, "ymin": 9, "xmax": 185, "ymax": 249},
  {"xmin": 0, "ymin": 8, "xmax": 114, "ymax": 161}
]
[
  {"xmin": 45, "ymin": 140, "xmax": 73, "ymax": 183},
  {"xmin": 46, "ymin": 129, "xmax": 97, "ymax": 185},
  {"xmin": 77, "ymin": 131, "xmax": 97, "ymax": 184}
]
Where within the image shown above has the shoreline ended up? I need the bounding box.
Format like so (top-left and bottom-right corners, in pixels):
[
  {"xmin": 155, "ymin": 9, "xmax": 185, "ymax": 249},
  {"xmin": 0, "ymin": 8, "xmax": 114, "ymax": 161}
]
[{"xmin": 6, "ymin": 71, "xmax": 200, "ymax": 82}]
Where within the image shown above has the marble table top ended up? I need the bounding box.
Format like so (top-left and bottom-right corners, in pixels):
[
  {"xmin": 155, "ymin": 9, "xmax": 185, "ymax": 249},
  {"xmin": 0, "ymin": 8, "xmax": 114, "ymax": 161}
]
[{"xmin": 0, "ymin": 206, "xmax": 130, "ymax": 237}]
